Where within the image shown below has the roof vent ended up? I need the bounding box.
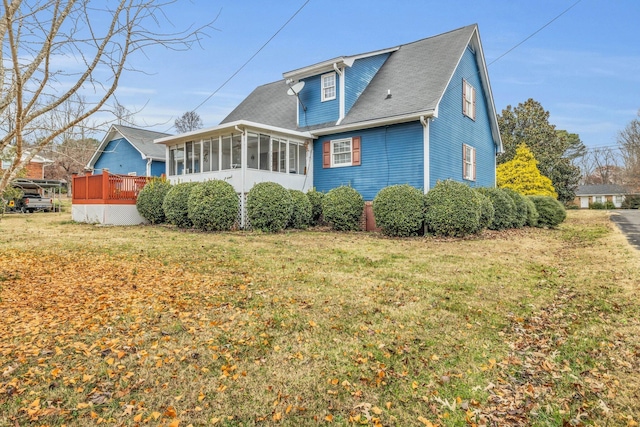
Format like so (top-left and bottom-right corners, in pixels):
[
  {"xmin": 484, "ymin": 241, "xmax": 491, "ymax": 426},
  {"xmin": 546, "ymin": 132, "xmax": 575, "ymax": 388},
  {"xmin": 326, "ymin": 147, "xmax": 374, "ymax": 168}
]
[{"xmin": 386, "ymin": 89, "xmax": 392, "ymax": 99}]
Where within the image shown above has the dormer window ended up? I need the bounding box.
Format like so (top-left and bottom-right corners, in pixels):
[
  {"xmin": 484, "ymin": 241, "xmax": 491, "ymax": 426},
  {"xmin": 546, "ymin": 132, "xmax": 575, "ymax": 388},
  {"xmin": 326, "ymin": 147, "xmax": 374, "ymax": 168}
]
[{"xmin": 321, "ymin": 72, "xmax": 336, "ymax": 102}]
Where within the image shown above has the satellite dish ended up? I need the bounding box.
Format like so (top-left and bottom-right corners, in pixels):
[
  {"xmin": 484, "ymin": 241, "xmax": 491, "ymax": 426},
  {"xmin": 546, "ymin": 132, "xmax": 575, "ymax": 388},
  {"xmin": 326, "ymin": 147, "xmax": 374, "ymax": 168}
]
[{"xmin": 287, "ymin": 81, "xmax": 305, "ymax": 96}]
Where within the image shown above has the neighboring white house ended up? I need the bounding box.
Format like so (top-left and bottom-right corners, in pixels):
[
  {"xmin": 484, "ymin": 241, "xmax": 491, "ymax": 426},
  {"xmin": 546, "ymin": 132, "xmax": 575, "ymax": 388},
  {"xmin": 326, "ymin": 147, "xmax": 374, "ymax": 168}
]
[{"xmin": 574, "ymin": 184, "xmax": 628, "ymax": 208}]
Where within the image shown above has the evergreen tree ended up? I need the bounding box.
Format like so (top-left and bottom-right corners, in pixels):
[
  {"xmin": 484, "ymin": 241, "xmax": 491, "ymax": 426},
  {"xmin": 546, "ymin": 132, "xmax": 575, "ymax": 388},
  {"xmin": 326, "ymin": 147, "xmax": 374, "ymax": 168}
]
[
  {"xmin": 497, "ymin": 99, "xmax": 582, "ymax": 203},
  {"xmin": 497, "ymin": 144, "xmax": 557, "ymax": 198}
]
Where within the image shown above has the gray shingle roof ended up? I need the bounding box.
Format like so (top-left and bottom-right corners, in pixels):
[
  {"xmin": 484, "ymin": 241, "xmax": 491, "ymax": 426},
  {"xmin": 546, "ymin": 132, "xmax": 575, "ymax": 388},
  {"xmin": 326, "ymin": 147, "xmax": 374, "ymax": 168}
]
[
  {"xmin": 221, "ymin": 25, "xmax": 478, "ymax": 132},
  {"xmin": 342, "ymin": 25, "xmax": 475, "ymax": 125},
  {"xmin": 575, "ymin": 184, "xmax": 629, "ymax": 196},
  {"xmin": 115, "ymin": 125, "xmax": 171, "ymax": 159}
]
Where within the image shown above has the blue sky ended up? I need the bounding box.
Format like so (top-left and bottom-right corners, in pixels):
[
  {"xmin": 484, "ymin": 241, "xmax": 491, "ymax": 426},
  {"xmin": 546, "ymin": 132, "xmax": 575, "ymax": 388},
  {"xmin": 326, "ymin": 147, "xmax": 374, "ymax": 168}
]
[{"xmin": 111, "ymin": 0, "xmax": 640, "ymax": 150}]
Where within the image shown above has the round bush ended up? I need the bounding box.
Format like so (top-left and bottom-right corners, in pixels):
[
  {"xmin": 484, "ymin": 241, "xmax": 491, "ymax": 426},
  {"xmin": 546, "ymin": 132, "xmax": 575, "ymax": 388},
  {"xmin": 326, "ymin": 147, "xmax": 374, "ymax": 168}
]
[
  {"xmin": 529, "ymin": 196, "xmax": 566, "ymax": 228},
  {"xmin": 502, "ymin": 188, "xmax": 528, "ymax": 228},
  {"xmin": 247, "ymin": 182, "xmax": 293, "ymax": 232},
  {"xmin": 372, "ymin": 184, "xmax": 424, "ymax": 237},
  {"xmin": 322, "ymin": 186, "xmax": 364, "ymax": 232},
  {"xmin": 163, "ymin": 182, "xmax": 199, "ymax": 228},
  {"xmin": 424, "ymin": 180, "xmax": 481, "ymax": 237},
  {"xmin": 288, "ymin": 189, "xmax": 312, "ymax": 229},
  {"xmin": 136, "ymin": 178, "xmax": 172, "ymax": 224},
  {"xmin": 188, "ymin": 180, "xmax": 238, "ymax": 231},
  {"xmin": 477, "ymin": 187, "xmax": 516, "ymax": 231},
  {"xmin": 306, "ymin": 188, "xmax": 324, "ymax": 226},
  {"xmin": 522, "ymin": 196, "xmax": 539, "ymax": 227},
  {"xmin": 474, "ymin": 190, "xmax": 495, "ymax": 231}
]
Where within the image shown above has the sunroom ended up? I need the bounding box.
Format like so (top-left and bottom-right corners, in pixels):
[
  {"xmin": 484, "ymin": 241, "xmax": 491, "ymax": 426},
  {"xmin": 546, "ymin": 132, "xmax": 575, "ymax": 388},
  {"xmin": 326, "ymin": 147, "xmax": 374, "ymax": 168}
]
[{"xmin": 154, "ymin": 120, "xmax": 314, "ymax": 195}]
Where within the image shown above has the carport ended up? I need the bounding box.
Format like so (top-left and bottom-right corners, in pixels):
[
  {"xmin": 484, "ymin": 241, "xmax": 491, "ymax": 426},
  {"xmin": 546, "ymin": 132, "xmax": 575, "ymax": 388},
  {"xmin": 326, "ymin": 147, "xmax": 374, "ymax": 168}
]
[{"xmin": 10, "ymin": 178, "xmax": 65, "ymax": 212}]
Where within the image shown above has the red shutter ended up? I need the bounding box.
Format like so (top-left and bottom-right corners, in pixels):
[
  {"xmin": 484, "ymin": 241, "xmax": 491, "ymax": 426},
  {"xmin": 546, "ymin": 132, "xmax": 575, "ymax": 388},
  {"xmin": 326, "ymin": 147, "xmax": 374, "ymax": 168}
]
[
  {"xmin": 462, "ymin": 79, "xmax": 467, "ymax": 116},
  {"xmin": 323, "ymin": 141, "xmax": 331, "ymax": 168},
  {"xmin": 352, "ymin": 136, "xmax": 361, "ymax": 166},
  {"xmin": 462, "ymin": 144, "xmax": 467, "ymax": 179}
]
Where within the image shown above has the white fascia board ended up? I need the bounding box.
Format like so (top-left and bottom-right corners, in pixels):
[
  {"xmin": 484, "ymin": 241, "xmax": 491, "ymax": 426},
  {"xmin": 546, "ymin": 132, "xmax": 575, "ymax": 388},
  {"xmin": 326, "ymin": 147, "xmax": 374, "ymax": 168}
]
[
  {"xmin": 283, "ymin": 47, "xmax": 400, "ymax": 81},
  {"xmin": 87, "ymin": 125, "xmax": 121, "ymax": 168},
  {"xmin": 311, "ymin": 110, "xmax": 435, "ymax": 136},
  {"xmin": 154, "ymin": 120, "xmax": 314, "ymax": 146}
]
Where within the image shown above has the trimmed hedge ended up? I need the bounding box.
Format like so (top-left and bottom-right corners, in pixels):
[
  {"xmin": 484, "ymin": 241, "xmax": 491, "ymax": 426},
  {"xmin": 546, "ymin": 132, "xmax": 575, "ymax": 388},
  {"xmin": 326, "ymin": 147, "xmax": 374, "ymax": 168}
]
[
  {"xmin": 502, "ymin": 188, "xmax": 528, "ymax": 228},
  {"xmin": 529, "ymin": 196, "xmax": 566, "ymax": 228},
  {"xmin": 372, "ymin": 184, "xmax": 424, "ymax": 237},
  {"xmin": 163, "ymin": 182, "xmax": 199, "ymax": 228},
  {"xmin": 424, "ymin": 180, "xmax": 481, "ymax": 237},
  {"xmin": 306, "ymin": 188, "xmax": 324, "ymax": 226},
  {"xmin": 136, "ymin": 178, "xmax": 172, "ymax": 224},
  {"xmin": 188, "ymin": 180, "xmax": 239, "ymax": 231},
  {"xmin": 288, "ymin": 189, "xmax": 312, "ymax": 229},
  {"xmin": 477, "ymin": 187, "xmax": 516, "ymax": 231},
  {"xmin": 475, "ymin": 190, "xmax": 495, "ymax": 231},
  {"xmin": 522, "ymin": 196, "xmax": 539, "ymax": 227},
  {"xmin": 247, "ymin": 182, "xmax": 293, "ymax": 232},
  {"xmin": 322, "ymin": 186, "xmax": 364, "ymax": 232}
]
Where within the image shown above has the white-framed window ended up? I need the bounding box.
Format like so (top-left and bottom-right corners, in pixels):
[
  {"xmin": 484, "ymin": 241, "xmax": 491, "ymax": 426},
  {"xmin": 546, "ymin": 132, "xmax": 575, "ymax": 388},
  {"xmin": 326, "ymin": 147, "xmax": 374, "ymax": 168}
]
[
  {"xmin": 331, "ymin": 138, "xmax": 352, "ymax": 167},
  {"xmin": 594, "ymin": 196, "xmax": 605, "ymax": 204},
  {"xmin": 323, "ymin": 136, "xmax": 361, "ymax": 168},
  {"xmin": 615, "ymin": 195, "xmax": 624, "ymax": 206},
  {"xmin": 463, "ymin": 144, "xmax": 476, "ymax": 181},
  {"xmin": 321, "ymin": 72, "xmax": 336, "ymax": 102},
  {"xmin": 463, "ymin": 79, "xmax": 476, "ymax": 120}
]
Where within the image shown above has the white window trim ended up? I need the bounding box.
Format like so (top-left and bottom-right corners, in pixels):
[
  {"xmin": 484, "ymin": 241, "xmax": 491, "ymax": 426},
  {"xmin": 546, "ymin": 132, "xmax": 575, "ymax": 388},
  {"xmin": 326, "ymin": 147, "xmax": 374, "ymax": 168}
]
[
  {"xmin": 331, "ymin": 137, "xmax": 352, "ymax": 167},
  {"xmin": 463, "ymin": 144, "xmax": 476, "ymax": 181},
  {"xmin": 321, "ymin": 72, "xmax": 336, "ymax": 102}
]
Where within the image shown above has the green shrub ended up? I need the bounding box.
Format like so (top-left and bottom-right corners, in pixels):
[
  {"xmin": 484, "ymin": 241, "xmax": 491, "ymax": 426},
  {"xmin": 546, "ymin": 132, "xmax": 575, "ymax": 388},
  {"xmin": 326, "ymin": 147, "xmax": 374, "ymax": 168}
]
[
  {"xmin": 522, "ymin": 196, "xmax": 539, "ymax": 227},
  {"xmin": 288, "ymin": 189, "xmax": 312, "ymax": 229},
  {"xmin": 188, "ymin": 180, "xmax": 238, "ymax": 231},
  {"xmin": 372, "ymin": 184, "xmax": 424, "ymax": 237},
  {"xmin": 475, "ymin": 190, "xmax": 495, "ymax": 231},
  {"xmin": 247, "ymin": 182, "xmax": 293, "ymax": 232},
  {"xmin": 136, "ymin": 178, "xmax": 171, "ymax": 224},
  {"xmin": 306, "ymin": 188, "xmax": 324, "ymax": 226},
  {"xmin": 590, "ymin": 201, "xmax": 605, "ymax": 210},
  {"xmin": 604, "ymin": 201, "xmax": 616, "ymax": 210},
  {"xmin": 322, "ymin": 186, "xmax": 364, "ymax": 232},
  {"xmin": 529, "ymin": 196, "xmax": 566, "ymax": 228},
  {"xmin": 621, "ymin": 195, "xmax": 640, "ymax": 209},
  {"xmin": 424, "ymin": 180, "xmax": 481, "ymax": 237},
  {"xmin": 163, "ymin": 182, "xmax": 199, "ymax": 228},
  {"xmin": 477, "ymin": 187, "xmax": 516, "ymax": 231},
  {"xmin": 502, "ymin": 188, "xmax": 528, "ymax": 228}
]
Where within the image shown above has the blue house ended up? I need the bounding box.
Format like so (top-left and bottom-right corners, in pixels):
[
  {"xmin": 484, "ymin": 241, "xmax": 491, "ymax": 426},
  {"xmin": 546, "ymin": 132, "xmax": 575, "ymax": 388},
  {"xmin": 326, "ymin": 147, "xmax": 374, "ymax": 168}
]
[
  {"xmin": 155, "ymin": 24, "xmax": 502, "ymax": 224},
  {"xmin": 87, "ymin": 125, "xmax": 170, "ymax": 176}
]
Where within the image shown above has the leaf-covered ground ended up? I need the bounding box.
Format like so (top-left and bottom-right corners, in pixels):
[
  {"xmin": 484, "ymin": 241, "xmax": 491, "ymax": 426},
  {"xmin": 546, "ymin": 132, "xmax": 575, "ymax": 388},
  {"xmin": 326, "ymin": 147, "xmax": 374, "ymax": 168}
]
[{"xmin": 0, "ymin": 210, "xmax": 639, "ymax": 426}]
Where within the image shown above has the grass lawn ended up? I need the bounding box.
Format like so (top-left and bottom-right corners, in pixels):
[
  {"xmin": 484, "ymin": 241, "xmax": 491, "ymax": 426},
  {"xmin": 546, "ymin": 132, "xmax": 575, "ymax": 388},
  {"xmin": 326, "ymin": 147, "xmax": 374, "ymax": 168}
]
[{"xmin": 0, "ymin": 210, "xmax": 639, "ymax": 426}]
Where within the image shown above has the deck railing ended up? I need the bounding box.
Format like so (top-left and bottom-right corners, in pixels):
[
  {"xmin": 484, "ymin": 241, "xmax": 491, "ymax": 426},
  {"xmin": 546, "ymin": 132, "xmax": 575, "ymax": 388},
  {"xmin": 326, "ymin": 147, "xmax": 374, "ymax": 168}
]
[{"xmin": 72, "ymin": 172, "xmax": 152, "ymax": 205}]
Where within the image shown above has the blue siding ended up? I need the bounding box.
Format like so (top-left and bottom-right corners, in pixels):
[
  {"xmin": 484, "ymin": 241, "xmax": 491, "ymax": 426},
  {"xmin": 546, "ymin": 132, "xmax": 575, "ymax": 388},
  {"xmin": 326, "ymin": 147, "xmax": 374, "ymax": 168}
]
[
  {"xmin": 151, "ymin": 160, "xmax": 166, "ymax": 177},
  {"xmin": 429, "ymin": 47, "xmax": 496, "ymax": 189},
  {"xmin": 298, "ymin": 73, "xmax": 340, "ymax": 126},
  {"xmin": 94, "ymin": 138, "xmax": 164, "ymax": 176},
  {"xmin": 313, "ymin": 121, "xmax": 423, "ymax": 200},
  {"xmin": 345, "ymin": 53, "xmax": 390, "ymax": 114}
]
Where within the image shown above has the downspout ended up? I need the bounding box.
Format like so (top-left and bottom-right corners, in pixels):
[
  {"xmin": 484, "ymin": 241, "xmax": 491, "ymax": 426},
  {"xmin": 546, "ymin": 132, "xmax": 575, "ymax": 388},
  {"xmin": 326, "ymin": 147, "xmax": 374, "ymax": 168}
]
[
  {"xmin": 333, "ymin": 63, "xmax": 345, "ymax": 125},
  {"xmin": 146, "ymin": 157, "xmax": 152, "ymax": 177},
  {"xmin": 420, "ymin": 116, "xmax": 430, "ymax": 192}
]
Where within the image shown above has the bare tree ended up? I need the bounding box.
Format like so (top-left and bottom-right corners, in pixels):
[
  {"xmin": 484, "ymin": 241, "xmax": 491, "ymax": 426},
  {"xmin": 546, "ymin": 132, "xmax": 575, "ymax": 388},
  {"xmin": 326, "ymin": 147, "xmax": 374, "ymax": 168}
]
[
  {"xmin": 618, "ymin": 111, "xmax": 640, "ymax": 189},
  {"xmin": 174, "ymin": 111, "xmax": 203, "ymax": 133},
  {"xmin": 112, "ymin": 101, "xmax": 138, "ymax": 126},
  {"xmin": 0, "ymin": 0, "xmax": 212, "ymax": 195},
  {"xmin": 577, "ymin": 147, "xmax": 623, "ymax": 185}
]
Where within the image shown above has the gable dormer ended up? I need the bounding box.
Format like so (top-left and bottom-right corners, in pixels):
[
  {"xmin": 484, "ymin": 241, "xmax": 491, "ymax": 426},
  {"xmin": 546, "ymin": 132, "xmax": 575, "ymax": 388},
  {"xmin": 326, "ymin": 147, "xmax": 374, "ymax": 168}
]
[{"xmin": 283, "ymin": 47, "xmax": 397, "ymax": 128}]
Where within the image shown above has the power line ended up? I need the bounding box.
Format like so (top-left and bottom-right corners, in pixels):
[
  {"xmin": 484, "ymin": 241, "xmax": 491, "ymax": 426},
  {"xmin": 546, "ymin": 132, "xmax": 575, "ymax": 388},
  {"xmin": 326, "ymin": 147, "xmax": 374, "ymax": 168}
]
[
  {"xmin": 189, "ymin": 0, "xmax": 311, "ymax": 116},
  {"xmin": 487, "ymin": 0, "xmax": 583, "ymax": 67}
]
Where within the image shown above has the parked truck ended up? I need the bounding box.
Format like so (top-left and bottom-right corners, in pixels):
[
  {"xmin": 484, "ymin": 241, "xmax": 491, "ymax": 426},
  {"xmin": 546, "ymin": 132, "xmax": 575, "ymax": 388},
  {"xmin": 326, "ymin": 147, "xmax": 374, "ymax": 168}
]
[{"xmin": 18, "ymin": 193, "xmax": 53, "ymax": 213}]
